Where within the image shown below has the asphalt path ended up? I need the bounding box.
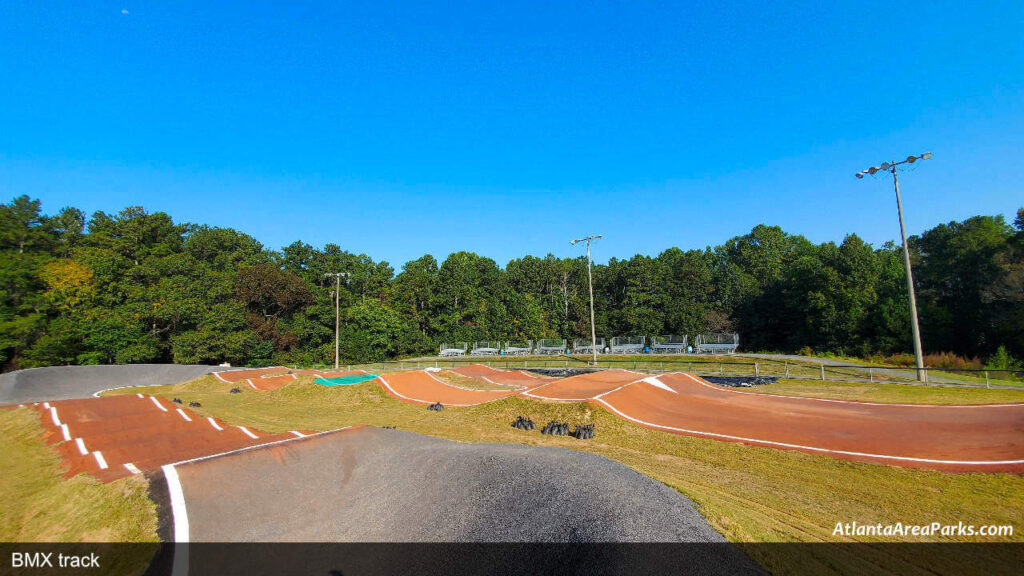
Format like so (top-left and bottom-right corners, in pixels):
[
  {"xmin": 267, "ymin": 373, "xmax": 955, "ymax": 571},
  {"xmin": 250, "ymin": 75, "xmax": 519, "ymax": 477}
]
[
  {"xmin": 160, "ymin": 427, "xmax": 761, "ymax": 574},
  {"xmin": 0, "ymin": 364, "xmax": 232, "ymax": 405}
]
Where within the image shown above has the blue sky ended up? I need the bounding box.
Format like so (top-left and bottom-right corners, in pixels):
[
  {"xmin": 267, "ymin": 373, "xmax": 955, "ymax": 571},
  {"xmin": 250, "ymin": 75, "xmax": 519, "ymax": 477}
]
[{"xmin": 1, "ymin": 1, "xmax": 1021, "ymax": 268}]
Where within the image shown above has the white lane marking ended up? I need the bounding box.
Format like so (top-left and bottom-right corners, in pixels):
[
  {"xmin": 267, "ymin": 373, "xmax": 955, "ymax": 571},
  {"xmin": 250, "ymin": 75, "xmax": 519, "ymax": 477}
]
[
  {"xmin": 176, "ymin": 408, "xmax": 192, "ymax": 422},
  {"xmin": 290, "ymin": 431, "xmax": 305, "ymax": 438},
  {"xmin": 640, "ymin": 376, "xmax": 677, "ymax": 394},
  {"xmin": 376, "ymin": 375, "xmax": 479, "ymax": 407},
  {"xmin": 207, "ymin": 417, "xmax": 223, "ymax": 431},
  {"xmin": 149, "ymin": 396, "xmax": 168, "ymax": 412},
  {"xmin": 246, "ymin": 379, "xmax": 258, "ymax": 390},
  {"xmin": 519, "ymin": 370, "xmax": 541, "ymax": 379},
  {"xmin": 137, "ymin": 393, "xmax": 144, "ymax": 398},
  {"xmin": 679, "ymin": 373, "xmax": 1024, "ymax": 408},
  {"xmin": 92, "ymin": 384, "xmax": 165, "ymax": 398},
  {"xmin": 43, "ymin": 402, "xmax": 50, "ymax": 409},
  {"xmin": 60, "ymin": 424, "xmax": 71, "ymax": 441},
  {"xmin": 425, "ymin": 367, "xmax": 441, "ymax": 372},
  {"xmin": 162, "ymin": 465, "xmax": 190, "ymax": 544},
  {"xmin": 593, "ymin": 379, "xmax": 643, "ymax": 400},
  {"xmin": 480, "ymin": 375, "xmax": 527, "ymax": 390},
  {"xmin": 124, "ymin": 462, "xmax": 142, "ymax": 475},
  {"xmin": 377, "ymin": 375, "xmax": 431, "ymax": 404},
  {"xmin": 93, "ymin": 451, "xmax": 108, "ymax": 470},
  {"xmin": 593, "ymin": 396, "xmax": 1024, "ymax": 467},
  {"xmin": 237, "ymin": 426, "xmax": 258, "ymax": 439},
  {"xmin": 18, "ymin": 404, "xmax": 24, "ymax": 408},
  {"xmin": 169, "ymin": 426, "xmax": 353, "ymax": 467},
  {"xmin": 75, "ymin": 437, "xmax": 88, "ymax": 455},
  {"xmin": 50, "ymin": 407, "xmax": 61, "ymax": 427},
  {"xmin": 212, "ymin": 371, "xmax": 231, "ymax": 383},
  {"xmin": 424, "ymin": 370, "xmax": 514, "ymax": 393}
]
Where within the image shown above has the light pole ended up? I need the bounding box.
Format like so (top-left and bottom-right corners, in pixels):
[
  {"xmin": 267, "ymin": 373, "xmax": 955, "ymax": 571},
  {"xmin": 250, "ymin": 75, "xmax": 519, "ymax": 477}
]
[
  {"xmin": 856, "ymin": 152, "xmax": 931, "ymax": 382},
  {"xmin": 324, "ymin": 272, "xmax": 350, "ymax": 370},
  {"xmin": 571, "ymin": 235, "xmax": 602, "ymax": 365}
]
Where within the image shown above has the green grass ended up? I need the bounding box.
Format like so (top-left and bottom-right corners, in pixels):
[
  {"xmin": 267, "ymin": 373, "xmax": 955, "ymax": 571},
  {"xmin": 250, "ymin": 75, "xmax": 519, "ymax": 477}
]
[
  {"xmin": 0, "ymin": 406, "xmax": 158, "ymax": 574},
  {"xmin": 107, "ymin": 375, "xmax": 1024, "ymax": 575},
  {"xmin": 741, "ymin": 379, "xmax": 1024, "ymax": 405}
]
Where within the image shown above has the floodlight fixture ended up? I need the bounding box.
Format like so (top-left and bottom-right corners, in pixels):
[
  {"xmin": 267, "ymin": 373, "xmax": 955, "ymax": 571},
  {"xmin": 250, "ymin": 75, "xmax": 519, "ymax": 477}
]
[
  {"xmin": 853, "ymin": 152, "xmax": 933, "ymax": 381},
  {"xmin": 570, "ymin": 235, "xmax": 602, "ymax": 365}
]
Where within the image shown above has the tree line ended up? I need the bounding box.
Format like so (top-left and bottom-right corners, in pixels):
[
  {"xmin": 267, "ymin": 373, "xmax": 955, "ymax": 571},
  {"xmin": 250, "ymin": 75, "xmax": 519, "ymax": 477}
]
[{"xmin": 1, "ymin": 195, "xmax": 1021, "ymax": 369}]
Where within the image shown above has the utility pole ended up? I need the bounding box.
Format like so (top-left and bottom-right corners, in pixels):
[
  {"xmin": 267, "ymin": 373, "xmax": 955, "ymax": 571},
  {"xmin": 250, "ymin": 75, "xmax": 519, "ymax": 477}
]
[
  {"xmin": 324, "ymin": 272, "xmax": 350, "ymax": 370},
  {"xmin": 571, "ymin": 235, "xmax": 602, "ymax": 365},
  {"xmin": 856, "ymin": 152, "xmax": 931, "ymax": 382}
]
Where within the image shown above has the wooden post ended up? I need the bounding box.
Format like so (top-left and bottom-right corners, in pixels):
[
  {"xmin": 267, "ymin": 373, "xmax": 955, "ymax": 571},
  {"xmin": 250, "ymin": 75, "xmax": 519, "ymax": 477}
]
[
  {"xmin": 755, "ymin": 362, "xmax": 759, "ymax": 377},
  {"xmin": 820, "ymin": 362, "xmax": 825, "ymax": 381}
]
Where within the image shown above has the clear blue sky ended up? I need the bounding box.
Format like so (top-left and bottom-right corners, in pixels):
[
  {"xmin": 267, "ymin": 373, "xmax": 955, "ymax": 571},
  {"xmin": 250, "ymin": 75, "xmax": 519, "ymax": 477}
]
[{"xmin": 2, "ymin": 1, "xmax": 1021, "ymax": 267}]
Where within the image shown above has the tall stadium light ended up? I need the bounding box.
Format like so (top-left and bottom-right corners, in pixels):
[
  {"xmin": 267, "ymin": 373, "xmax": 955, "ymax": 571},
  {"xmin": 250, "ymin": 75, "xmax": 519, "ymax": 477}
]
[
  {"xmin": 570, "ymin": 235, "xmax": 603, "ymax": 365},
  {"xmin": 324, "ymin": 272, "xmax": 350, "ymax": 370},
  {"xmin": 855, "ymin": 152, "xmax": 932, "ymax": 381}
]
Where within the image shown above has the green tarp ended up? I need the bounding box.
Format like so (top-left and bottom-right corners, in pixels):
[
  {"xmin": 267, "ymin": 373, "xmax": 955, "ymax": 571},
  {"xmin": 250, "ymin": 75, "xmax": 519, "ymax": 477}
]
[{"xmin": 314, "ymin": 373, "xmax": 379, "ymax": 386}]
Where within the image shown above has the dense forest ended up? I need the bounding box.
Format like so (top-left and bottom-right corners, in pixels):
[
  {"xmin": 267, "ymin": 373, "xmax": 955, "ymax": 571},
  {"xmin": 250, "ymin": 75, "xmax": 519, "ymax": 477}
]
[{"xmin": 1, "ymin": 195, "xmax": 1021, "ymax": 370}]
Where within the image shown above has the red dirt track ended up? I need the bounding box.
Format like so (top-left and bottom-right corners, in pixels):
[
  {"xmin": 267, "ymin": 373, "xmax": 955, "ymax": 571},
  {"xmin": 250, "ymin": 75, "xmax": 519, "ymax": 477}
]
[
  {"xmin": 520, "ymin": 369, "xmax": 646, "ymax": 401},
  {"xmin": 33, "ymin": 395, "xmax": 310, "ymax": 482},
  {"xmin": 593, "ymin": 372, "xmax": 1024, "ymax": 472},
  {"xmin": 378, "ymin": 370, "xmax": 520, "ymax": 406}
]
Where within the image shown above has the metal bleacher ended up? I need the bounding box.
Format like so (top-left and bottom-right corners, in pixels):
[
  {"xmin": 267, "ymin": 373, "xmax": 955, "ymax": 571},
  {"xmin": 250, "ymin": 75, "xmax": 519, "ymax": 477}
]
[
  {"xmin": 609, "ymin": 336, "xmax": 645, "ymax": 355},
  {"xmin": 572, "ymin": 337, "xmax": 606, "ymax": 355},
  {"xmin": 651, "ymin": 335, "xmax": 688, "ymax": 354},
  {"xmin": 439, "ymin": 342, "xmax": 468, "ymax": 357},
  {"xmin": 694, "ymin": 333, "xmax": 740, "ymax": 355},
  {"xmin": 504, "ymin": 340, "xmax": 533, "ymax": 356},
  {"xmin": 536, "ymin": 338, "xmax": 566, "ymax": 355},
  {"xmin": 470, "ymin": 341, "xmax": 501, "ymax": 356}
]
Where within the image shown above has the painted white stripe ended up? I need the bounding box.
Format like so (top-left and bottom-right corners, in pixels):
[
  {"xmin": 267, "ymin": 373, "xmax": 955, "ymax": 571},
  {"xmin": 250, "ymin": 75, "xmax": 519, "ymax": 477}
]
[
  {"xmin": 50, "ymin": 407, "xmax": 61, "ymax": 427},
  {"xmin": 246, "ymin": 379, "xmax": 258, "ymax": 390},
  {"xmin": 18, "ymin": 404, "xmax": 24, "ymax": 408},
  {"xmin": 92, "ymin": 451, "xmax": 108, "ymax": 470},
  {"xmin": 169, "ymin": 426, "xmax": 353, "ymax": 467},
  {"xmin": 480, "ymin": 375, "xmax": 527, "ymax": 390},
  {"xmin": 640, "ymin": 376, "xmax": 677, "ymax": 394},
  {"xmin": 424, "ymin": 370, "xmax": 513, "ymax": 393},
  {"xmin": 237, "ymin": 426, "xmax": 258, "ymax": 439},
  {"xmin": 124, "ymin": 462, "xmax": 142, "ymax": 475},
  {"xmin": 162, "ymin": 465, "xmax": 190, "ymax": 544},
  {"xmin": 594, "ymin": 396, "xmax": 1024, "ymax": 467},
  {"xmin": 207, "ymin": 417, "xmax": 223, "ymax": 431},
  {"xmin": 680, "ymin": 373, "xmax": 1024, "ymax": 409},
  {"xmin": 75, "ymin": 437, "xmax": 88, "ymax": 455},
  {"xmin": 149, "ymin": 396, "xmax": 168, "ymax": 412},
  {"xmin": 212, "ymin": 371, "xmax": 231, "ymax": 383},
  {"xmin": 377, "ymin": 375, "xmax": 431, "ymax": 404},
  {"xmin": 137, "ymin": 393, "xmax": 144, "ymax": 398},
  {"xmin": 60, "ymin": 424, "xmax": 71, "ymax": 441},
  {"xmin": 290, "ymin": 431, "xmax": 305, "ymax": 438},
  {"xmin": 43, "ymin": 402, "xmax": 50, "ymax": 409},
  {"xmin": 376, "ymin": 375, "xmax": 506, "ymax": 407},
  {"xmin": 518, "ymin": 370, "xmax": 541, "ymax": 378},
  {"xmin": 176, "ymin": 408, "xmax": 192, "ymax": 422},
  {"xmin": 91, "ymin": 384, "xmax": 166, "ymax": 398}
]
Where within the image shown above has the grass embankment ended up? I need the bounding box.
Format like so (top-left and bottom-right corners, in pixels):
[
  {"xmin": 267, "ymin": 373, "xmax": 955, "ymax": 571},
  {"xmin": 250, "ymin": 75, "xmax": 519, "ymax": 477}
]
[
  {"xmin": 108, "ymin": 375, "xmax": 1024, "ymax": 575},
  {"xmin": 741, "ymin": 379, "xmax": 1024, "ymax": 405},
  {"xmin": 0, "ymin": 406, "xmax": 158, "ymax": 574}
]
